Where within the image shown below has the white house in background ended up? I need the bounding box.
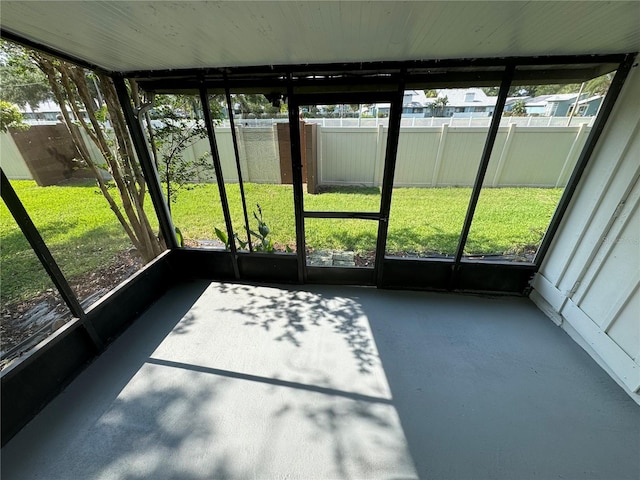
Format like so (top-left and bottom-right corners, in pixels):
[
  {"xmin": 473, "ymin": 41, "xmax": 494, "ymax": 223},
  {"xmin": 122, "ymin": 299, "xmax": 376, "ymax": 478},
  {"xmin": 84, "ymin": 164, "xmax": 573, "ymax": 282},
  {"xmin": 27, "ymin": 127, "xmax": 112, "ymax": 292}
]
[
  {"xmin": 376, "ymin": 88, "xmax": 499, "ymax": 118},
  {"xmin": 340, "ymin": 88, "xmax": 600, "ymax": 119},
  {"xmin": 573, "ymin": 95, "xmax": 603, "ymax": 116},
  {"xmin": 431, "ymin": 88, "xmax": 497, "ymax": 117},
  {"xmin": 508, "ymin": 93, "xmax": 583, "ymax": 116},
  {"xmin": 18, "ymin": 100, "xmax": 88, "ymax": 124},
  {"xmin": 401, "ymin": 90, "xmax": 429, "ymax": 117},
  {"xmin": 504, "ymin": 93, "xmax": 602, "ymax": 117},
  {"xmin": 542, "ymin": 93, "xmax": 581, "ymax": 116}
]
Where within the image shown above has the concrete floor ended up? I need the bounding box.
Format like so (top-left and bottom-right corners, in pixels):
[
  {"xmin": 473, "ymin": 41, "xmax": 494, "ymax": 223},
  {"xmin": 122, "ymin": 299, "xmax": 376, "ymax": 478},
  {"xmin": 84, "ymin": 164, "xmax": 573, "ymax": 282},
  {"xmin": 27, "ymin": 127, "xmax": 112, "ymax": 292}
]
[{"xmin": 2, "ymin": 281, "xmax": 638, "ymax": 479}]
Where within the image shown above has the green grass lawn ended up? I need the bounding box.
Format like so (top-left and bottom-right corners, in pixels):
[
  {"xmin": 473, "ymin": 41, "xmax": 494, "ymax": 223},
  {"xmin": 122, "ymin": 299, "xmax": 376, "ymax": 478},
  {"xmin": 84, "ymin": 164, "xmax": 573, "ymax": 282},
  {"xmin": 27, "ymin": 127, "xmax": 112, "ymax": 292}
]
[
  {"xmin": 0, "ymin": 180, "xmax": 157, "ymax": 305},
  {"xmin": 1, "ymin": 180, "xmax": 562, "ymax": 305},
  {"xmin": 173, "ymin": 183, "xmax": 561, "ymax": 255}
]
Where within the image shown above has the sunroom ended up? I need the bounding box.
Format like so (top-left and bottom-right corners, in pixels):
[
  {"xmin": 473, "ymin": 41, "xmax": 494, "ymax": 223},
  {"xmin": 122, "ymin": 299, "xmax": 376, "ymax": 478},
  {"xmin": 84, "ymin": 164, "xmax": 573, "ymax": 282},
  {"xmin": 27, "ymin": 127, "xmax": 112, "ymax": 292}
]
[{"xmin": 1, "ymin": 2, "xmax": 638, "ymax": 479}]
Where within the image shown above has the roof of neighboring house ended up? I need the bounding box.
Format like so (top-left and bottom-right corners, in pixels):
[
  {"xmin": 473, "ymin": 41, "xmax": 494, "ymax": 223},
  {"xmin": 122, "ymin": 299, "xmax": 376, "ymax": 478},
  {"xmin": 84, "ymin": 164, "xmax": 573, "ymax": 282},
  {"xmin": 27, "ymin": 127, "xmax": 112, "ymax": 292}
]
[
  {"xmin": 577, "ymin": 95, "xmax": 603, "ymax": 105},
  {"xmin": 505, "ymin": 96, "xmax": 531, "ymax": 106},
  {"xmin": 545, "ymin": 93, "xmax": 579, "ymax": 103},
  {"xmin": 523, "ymin": 95, "xmax": 557, "ymax": 107},
  {"xmin": 403, "ymin": 90, "xmax": 429, "ymax": 107}
]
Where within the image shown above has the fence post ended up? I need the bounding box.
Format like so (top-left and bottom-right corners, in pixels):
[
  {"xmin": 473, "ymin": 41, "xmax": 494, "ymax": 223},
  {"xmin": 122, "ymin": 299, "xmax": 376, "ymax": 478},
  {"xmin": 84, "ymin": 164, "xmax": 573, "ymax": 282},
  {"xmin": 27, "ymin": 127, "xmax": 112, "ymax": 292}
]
[
  {"xmin": 491, "ymin": 123, "xmax": 516, "ymax": 187},
  {"xmin": 431, "ymin": 123, "xmax": 449, "ymax": 186},
  {"xmin": 373, "ymin": 124, "xmax": 386, "ymax": 186}
]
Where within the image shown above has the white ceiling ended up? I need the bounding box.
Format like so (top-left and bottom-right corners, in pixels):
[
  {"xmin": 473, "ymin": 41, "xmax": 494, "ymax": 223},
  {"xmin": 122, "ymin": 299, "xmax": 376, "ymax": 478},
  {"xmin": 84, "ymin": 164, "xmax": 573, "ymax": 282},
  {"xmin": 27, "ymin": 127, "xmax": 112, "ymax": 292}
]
[{"xmin": 1, "ymin": 1, "xmax": 639, "ymax": 73}]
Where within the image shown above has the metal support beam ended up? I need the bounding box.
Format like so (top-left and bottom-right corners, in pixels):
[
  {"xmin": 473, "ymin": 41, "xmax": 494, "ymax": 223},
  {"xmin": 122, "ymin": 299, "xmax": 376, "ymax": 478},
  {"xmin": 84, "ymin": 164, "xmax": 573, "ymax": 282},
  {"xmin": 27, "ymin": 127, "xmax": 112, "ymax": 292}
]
[
  {"xmin": 123, "ymin": 53, "xmax": 627, "ymax": 87},
  {"xmin": 375, "ymin": 73, "xmax": 406, "ymax": 286},
  {"xmin": 535, "ymin": 53, "xmax": 637, "ymax": 266},
  {"xmin": 452, "ymin": 66, "xmax": 514, "ymax": 273},
  {"xmin": 287, "ymin": 79, "xmax": 306, "ymax": 283},
  {"xmin": 224, "ymin": 84, "xmax": 253, "ymax": 251},
  {"xmin": 112, "ymin": 77, "xmax": 178, "ymax": 250},
  {"xmin": 199, "ymin": 86, "xmax": 240, "ymax": 279},
  {"xmin": 0, "ymin": 169, "xmax": 103, "ymax": 350},
  {"xmin": 304, "ymin": 211, "xmax": 380, "ymax": 220}
]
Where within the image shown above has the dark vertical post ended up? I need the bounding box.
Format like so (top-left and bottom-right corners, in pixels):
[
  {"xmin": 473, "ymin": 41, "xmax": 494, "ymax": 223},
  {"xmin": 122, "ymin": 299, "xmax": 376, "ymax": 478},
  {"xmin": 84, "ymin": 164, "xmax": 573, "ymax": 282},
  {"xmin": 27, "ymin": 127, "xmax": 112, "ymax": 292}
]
[
  {"xmin": 287, "ymin": 79, "xmax": 306, "ymax": 283},
  {"xmin": 535, "ymin": 54, "xmax": 636, "ymax": 266},
  {"xmin": 224, "ymin": 85, "xmax": 253, "ymax": 251},
  {"xmin": 112, "ymin": 76, "xmax": 178, "ymax": 250},
  {"xmin": 199, "ymin": 86, "xmax": 240, "ymax": 279},
  {"xmin": 453, "ymin": 65, "xmax": 515, "ymax": 271},
  {"xmin": 1, "ymin": 169, "xmax": 103, "ymax": 350},
  {"xmin": 375, "ymin": 74, "xmax": 406, "ymax": 286}
]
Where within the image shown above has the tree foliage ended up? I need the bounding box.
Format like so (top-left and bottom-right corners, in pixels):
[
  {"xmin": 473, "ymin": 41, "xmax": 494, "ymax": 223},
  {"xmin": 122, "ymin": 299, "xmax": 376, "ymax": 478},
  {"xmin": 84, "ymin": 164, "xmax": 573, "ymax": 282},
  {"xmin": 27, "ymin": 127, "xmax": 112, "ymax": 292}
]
[
  {"xmin": 0, "ymin": 40, "xmax": 52, "ymax": 110},
  {"xmin": 0, "ymin": 100, "xmax": 28, "ymax": 132},
  {"xmin": 510, "ymin": 100, "xmax": 527, "ymax": 116},
  {"xmin": 148, "ymin": 97, "xmax": 211, "ymax": 212},
  {"xmin": 432, "ymin": 96, "xmax": 449, "ymax": 116},
  {"xmin": 231, "ymin": 93, "xmax": 282, "ymax": 117},
  {"xmin": 3, "ymin": 40, "xmax": 164, "ymax": 262}
]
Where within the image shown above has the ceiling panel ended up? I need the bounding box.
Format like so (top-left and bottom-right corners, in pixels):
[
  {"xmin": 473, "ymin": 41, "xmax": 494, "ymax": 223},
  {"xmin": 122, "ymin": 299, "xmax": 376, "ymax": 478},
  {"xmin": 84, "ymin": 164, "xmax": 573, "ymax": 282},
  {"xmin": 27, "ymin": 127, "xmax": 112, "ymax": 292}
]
[{"xmin": 1, "ymin": 1, "xmax": 639, "ymax": 73}]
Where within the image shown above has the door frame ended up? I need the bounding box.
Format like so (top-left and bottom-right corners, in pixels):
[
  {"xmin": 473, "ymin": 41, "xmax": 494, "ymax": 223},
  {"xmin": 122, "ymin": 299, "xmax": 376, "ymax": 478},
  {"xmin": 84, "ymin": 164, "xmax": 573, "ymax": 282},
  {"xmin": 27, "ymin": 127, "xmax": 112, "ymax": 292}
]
[{"xmin": 287, "ymin": 87, "xmax": 405, "ymax": 285}]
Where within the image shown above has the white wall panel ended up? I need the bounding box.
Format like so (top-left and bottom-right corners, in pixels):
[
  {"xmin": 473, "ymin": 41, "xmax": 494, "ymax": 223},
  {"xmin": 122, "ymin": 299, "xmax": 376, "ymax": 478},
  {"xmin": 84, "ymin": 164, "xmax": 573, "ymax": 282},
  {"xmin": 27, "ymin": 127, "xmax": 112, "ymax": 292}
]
[
  {"xmin": 537, "ymin": 96, "xmax": 640, "ymax": 287},
  {"xmin": 531, "ymin": 65, "xmax": 640, "ymax": 402},
  {"xmin": 555, "ymin": 127, "xmax": 640, "ymax": 297},
  {"xmin": 577, "ymin": 200, "xmax": 639, "ymax": 327},
  {"xmin": 607, "ymin": 285, "xmax": 640, "ymax": 362}
]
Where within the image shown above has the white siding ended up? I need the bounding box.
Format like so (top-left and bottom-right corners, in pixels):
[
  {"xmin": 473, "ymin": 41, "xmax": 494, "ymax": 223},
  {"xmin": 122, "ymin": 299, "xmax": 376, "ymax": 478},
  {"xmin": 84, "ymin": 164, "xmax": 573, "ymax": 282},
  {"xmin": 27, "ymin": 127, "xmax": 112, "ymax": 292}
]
[{"xmin": 530, "ymin": 66, "xmax": 640, "ymax": 404}]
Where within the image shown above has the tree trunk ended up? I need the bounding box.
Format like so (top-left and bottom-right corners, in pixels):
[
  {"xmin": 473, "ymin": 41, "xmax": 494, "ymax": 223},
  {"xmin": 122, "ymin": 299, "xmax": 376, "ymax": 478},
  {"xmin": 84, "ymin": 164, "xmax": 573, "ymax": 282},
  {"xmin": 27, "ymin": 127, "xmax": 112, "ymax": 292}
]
[{"xmin": 33, "ymin": 54, "xmax": 162, "ymax": 263}]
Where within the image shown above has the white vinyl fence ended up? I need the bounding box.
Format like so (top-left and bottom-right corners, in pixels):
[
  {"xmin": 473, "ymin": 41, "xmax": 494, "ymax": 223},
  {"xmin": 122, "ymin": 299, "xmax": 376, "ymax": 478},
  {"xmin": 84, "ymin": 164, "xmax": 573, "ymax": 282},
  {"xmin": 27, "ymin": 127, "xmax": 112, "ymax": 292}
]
[
  {"xmin": 2, "ymin": 121, "xmax": 591, "ymax": 189},
  {"xmin": 187, "ymin": 125, "xmax": 281, "ymax": 184},
  {"xmin": 317, "ymin": 123, "xmax": 591, "ymax": 188},
  {"xmin": 222, "ymin": 116, "xmax": 596, "ymax": 128}
]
